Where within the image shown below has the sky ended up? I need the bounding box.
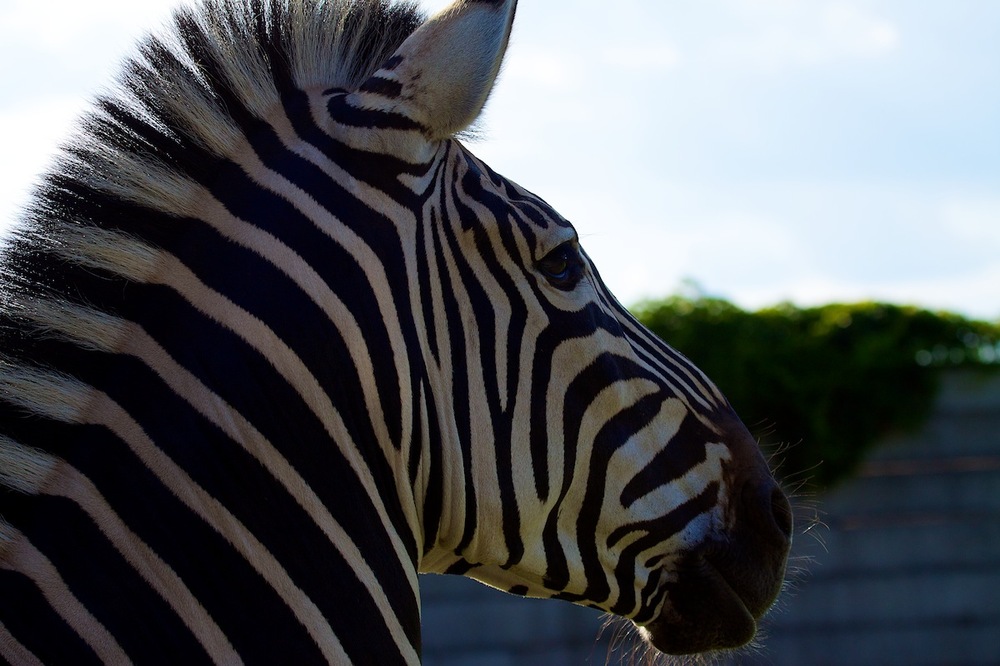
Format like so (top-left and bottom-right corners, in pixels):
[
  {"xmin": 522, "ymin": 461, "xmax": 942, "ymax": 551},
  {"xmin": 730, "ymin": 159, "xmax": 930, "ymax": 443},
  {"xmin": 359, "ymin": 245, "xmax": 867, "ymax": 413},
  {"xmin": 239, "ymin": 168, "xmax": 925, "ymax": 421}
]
[{"xmin": 1, "ymin": 0, "xmax": 998, "ymax": 319}]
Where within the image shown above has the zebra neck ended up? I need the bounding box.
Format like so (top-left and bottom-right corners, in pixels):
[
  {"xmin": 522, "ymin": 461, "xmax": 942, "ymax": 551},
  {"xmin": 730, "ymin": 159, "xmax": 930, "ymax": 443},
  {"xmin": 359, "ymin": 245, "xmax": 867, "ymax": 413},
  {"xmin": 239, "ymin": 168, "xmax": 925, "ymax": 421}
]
[
  {"xmin": 1, "ymin": 292, "xmax": 429, "ymax": 663},
  {"xmin": 1, "ymin": 186, "xmax": 435, "ymax": 662}
]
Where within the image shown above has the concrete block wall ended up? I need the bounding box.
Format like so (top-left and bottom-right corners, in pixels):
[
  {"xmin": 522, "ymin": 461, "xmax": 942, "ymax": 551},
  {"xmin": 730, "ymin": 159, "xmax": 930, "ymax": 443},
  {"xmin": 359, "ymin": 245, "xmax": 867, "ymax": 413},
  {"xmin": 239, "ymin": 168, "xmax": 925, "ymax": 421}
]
[
  {"xmin": 749, "ymin": 370, "xmax": 1000, "ymax": 666},
  {"xmin": 419, "ymin": 371, "xmax": 1000, "ymax": 665},
  {"xmin": 420, "ymin": 575, "xmax": 622, "ymax": 666}
]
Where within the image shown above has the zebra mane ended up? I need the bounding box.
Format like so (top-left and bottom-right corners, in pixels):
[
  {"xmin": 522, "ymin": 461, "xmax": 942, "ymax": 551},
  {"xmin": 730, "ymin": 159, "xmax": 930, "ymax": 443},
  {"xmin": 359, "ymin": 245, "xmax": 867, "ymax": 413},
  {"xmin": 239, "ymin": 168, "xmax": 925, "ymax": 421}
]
[
  {"xmin": 4, "ymin": 0, "xmax": 423, "ymax": 270},
  {"xmin": 2, "ymin": 0, "xmax": 423, "ymax": 317},
  {"xmin": 0, "ymin": 1, "xmax": 423, "ymax": 459}
]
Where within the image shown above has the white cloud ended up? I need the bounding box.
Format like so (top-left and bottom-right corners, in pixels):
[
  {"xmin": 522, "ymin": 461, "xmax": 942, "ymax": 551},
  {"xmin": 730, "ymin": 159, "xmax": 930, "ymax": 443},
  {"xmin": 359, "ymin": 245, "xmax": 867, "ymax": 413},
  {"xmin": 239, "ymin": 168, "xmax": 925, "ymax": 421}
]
[
  {"xmin": 943, "ymin": 198, "xmax": 1000, "ymax": 246},
  {"xmin": 822, "ymin": 3, "xmax": 900, "ymax": 57},
  {"xmin": 545, "ymin": 177, "xmax": 1000, "ymax": 322},
  {"xmin": 712, "ymin": 0, "xmax": 901, "ymax": 70},
  {"xmin": 501, "ymin": 49, "xmax": 586, "ymax": 90},
  {"xmin": 601, "ymin": 45, "xmax": 681, "ymax": 71}
]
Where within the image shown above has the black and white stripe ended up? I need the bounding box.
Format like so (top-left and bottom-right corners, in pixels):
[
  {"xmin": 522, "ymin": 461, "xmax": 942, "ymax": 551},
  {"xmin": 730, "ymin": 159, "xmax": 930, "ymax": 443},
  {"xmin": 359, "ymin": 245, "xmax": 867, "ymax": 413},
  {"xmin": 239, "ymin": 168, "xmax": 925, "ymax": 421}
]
[{"xmin": 0, "ymin": 0, "xmax": 790, "ymax": 662}]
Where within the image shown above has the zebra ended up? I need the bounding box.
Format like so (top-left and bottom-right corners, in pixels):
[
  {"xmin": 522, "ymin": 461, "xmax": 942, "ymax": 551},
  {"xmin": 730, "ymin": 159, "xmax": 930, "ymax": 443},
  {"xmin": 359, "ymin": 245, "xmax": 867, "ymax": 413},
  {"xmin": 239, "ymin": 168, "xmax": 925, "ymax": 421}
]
[{"xmin": 0, "ymin": 0, "xmax": 792, "ymax": 663}]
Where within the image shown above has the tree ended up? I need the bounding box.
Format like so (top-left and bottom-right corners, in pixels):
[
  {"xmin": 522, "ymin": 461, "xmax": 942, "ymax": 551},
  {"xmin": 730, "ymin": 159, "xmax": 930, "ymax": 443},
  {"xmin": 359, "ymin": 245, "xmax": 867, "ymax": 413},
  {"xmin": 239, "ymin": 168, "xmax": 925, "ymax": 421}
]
[{"xmin": 632, "ymin": 298, "xmax": 1000, "ymax": 488}]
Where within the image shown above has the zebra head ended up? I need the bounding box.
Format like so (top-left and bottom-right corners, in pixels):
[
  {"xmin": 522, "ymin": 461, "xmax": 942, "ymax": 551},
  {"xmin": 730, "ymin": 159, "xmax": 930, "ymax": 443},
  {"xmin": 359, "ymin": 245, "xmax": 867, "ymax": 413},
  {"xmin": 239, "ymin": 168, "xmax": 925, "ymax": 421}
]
[
  {"xmin": 337, "ymin": 0, "xmax": 793, "ymax": 655},
  {"xmin": 0, "ymin": 0, "xmax": 790, "ymax": 661}
]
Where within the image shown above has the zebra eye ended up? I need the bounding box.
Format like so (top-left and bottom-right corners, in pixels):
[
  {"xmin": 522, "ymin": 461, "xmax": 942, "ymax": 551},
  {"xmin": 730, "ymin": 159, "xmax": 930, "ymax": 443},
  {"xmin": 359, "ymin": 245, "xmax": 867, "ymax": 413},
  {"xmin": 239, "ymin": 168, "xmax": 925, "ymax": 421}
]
[{"xmin": 537, "ymin": 242, "xmax": 583, "ymax": 289}]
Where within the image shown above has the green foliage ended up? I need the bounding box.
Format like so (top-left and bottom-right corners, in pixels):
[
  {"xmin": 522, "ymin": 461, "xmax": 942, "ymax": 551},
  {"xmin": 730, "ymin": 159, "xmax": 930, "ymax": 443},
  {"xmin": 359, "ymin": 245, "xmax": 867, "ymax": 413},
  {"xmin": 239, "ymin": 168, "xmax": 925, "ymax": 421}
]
[{"xmin": 631, "ymin": 297, "xmax": 1000, "ymax": 489}]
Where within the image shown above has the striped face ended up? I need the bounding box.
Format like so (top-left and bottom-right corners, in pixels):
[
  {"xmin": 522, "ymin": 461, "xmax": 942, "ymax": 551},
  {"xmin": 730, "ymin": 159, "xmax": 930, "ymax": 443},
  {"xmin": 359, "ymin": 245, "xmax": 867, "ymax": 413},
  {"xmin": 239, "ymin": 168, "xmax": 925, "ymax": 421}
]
[
  {"xmin": 410, "ymin": 138, "xmax": 746, "ymax": 589},
  {"xmin": 377, "ymin": 139, "xmax": 791, "ymax": 654},
  {"xmin": 332, "ymin": 0, "xmax": 793, "ymax": 654}
]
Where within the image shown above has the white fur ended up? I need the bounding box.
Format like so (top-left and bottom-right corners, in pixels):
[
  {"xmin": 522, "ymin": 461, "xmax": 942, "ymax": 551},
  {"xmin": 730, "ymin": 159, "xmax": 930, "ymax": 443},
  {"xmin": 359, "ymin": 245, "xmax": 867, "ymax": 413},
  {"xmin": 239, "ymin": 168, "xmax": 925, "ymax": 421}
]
[
  {"xmin": 0, "ymin": 436, "xmax": 58, "ymax": 495},
  {"xmin": 17, "ymin": 298, "xmax": 128, "ymax": 354},
  {"xmin": 0, "ymin": 358, "xmax": 93, "ymax": 424}
]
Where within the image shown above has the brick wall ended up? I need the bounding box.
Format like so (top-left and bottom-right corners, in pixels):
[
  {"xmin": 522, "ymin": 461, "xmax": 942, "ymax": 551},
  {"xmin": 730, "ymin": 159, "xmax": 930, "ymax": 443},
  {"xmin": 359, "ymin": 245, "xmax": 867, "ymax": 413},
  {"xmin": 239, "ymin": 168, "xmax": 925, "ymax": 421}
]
[{"xmin": 419, "ymin": 370, "xmax": 1000, "ymax": 665}]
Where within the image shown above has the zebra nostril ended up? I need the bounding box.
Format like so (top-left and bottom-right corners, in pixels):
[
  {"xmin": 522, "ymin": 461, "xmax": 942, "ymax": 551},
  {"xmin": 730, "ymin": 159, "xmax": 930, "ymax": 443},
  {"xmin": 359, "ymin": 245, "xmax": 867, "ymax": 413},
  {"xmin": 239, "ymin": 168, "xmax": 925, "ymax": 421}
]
[
  {"xmin": 770, "ymin": 486, "xmax": 793, "ymax": 540},
  {"xmin": 743, "ymin": 480, "xmax": 793, "ymax": 542}
]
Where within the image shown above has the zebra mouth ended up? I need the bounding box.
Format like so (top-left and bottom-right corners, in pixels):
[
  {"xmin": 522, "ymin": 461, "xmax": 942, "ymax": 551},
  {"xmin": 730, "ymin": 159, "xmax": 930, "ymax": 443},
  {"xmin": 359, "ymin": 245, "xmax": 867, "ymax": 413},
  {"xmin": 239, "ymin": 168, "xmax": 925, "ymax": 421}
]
[{"xmin": 638, "ymin": 550, "xmax": 759, "ymax": 655}]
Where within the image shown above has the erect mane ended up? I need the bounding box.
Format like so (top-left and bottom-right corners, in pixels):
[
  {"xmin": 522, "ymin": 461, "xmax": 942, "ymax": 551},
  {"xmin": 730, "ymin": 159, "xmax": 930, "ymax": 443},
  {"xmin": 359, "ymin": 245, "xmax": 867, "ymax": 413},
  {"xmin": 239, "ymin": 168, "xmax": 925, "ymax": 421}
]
[
  {"xmin": 0, "ymin": 0, "xmax": 423, "ymax": 433},
  {"xmin": 2, "ymin": 0, "xmax": 423, "ymax": 281}
]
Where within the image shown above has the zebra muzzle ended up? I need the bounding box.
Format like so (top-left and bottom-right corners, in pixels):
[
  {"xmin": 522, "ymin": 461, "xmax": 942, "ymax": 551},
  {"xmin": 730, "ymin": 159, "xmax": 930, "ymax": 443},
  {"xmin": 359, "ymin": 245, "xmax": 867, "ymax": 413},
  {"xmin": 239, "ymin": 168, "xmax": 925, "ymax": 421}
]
[
  {"xmin": 640, "ymin": 478, "xmax": 793, "ymax": 655},
  {"xmin": 639, "ymin": 547, "xmax": 765, "ymax": 655}
]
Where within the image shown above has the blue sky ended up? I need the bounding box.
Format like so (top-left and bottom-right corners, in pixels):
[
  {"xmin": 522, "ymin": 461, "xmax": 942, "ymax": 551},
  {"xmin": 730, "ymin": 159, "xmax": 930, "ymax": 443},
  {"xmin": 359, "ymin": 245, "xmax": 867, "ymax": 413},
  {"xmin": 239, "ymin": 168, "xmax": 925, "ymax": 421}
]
[{"xmin": 2, "ymin": 0, "xmax": 998, "ymax": 319}]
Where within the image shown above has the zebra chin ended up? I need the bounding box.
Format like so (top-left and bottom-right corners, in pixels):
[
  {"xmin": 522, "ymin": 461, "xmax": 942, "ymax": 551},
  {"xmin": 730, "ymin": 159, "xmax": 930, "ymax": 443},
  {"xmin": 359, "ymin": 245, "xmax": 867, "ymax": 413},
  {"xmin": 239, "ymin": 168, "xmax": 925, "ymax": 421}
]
[{"xmin": 637, "ymin": 549, "xmax": 777, "ymax": 655}]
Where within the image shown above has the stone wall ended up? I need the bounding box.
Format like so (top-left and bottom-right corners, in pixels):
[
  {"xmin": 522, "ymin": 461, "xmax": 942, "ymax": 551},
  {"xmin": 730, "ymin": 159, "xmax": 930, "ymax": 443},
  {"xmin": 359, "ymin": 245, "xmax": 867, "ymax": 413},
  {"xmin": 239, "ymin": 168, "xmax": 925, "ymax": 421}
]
[{"xmin": 419, "ymin": 370, "xmax": 1000, "ymax": 665}]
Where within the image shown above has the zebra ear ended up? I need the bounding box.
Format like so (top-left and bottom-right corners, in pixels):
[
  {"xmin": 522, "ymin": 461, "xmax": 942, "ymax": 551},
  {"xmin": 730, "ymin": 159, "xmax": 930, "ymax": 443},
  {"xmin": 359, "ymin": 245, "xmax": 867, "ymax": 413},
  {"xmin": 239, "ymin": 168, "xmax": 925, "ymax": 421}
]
[{"xmin": 349, "ymin": 0, "xmax": 517, "ymax": 141}]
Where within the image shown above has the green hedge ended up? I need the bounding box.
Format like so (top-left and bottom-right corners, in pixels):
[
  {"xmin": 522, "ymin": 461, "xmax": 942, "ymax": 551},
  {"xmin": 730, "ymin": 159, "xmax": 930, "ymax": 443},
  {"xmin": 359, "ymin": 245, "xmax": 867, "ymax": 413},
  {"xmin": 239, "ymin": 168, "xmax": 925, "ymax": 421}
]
[{"xmin": 631, "ymin": 298, "xmax": 1000, "ymax": 489}]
